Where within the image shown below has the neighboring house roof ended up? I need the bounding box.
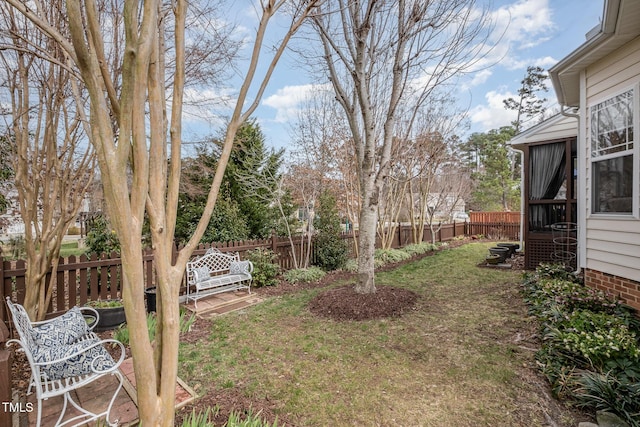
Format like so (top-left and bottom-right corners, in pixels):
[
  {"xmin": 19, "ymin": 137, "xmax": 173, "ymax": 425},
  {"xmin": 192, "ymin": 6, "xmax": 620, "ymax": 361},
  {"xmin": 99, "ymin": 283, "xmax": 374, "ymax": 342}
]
[
  {"xmin": 549, "ymin": 0, "xmax": 640, "ymax": 107},
  {"xmin": 508, "ymin": 113, "xmax": 578, "ymax": 150}
]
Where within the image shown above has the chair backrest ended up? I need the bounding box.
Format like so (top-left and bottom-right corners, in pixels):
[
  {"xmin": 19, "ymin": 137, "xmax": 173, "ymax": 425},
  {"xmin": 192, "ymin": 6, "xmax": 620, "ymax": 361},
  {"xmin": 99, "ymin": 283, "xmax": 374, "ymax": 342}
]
[{"xmin": 4, "ymin": 297, "xmax": 37, "ymax": 352}]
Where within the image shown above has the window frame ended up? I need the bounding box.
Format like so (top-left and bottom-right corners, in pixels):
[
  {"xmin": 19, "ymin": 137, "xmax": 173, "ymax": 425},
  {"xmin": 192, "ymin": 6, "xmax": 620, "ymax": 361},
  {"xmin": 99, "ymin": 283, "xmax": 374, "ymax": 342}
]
[{"xmin": 588, "ymin": 84, "xmax": 639, "ymax": 218}]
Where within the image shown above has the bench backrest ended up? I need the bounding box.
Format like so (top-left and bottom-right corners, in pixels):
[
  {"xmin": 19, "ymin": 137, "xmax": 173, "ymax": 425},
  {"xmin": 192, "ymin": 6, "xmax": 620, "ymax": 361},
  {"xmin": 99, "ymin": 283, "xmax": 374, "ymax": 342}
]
[{"xmin": 187, "ymin": 248, "xmax": 241, "ymax": 282}]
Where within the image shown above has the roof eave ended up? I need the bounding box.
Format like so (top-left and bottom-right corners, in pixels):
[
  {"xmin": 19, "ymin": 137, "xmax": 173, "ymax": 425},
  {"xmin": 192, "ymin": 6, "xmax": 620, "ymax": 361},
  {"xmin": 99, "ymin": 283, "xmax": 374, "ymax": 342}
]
[{"xmin": 548, "ymin": 0, "xmax": 639, "ymax": 107}]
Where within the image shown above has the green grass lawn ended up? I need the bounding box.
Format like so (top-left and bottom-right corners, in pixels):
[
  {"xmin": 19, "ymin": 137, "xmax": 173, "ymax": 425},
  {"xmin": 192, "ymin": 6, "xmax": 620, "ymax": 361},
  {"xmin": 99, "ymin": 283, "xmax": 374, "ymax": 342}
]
[
  {"xmin": 59, "ymin": 241, "xmax": 87, "ymax": 258},
  {"xmin": 178, "ymin": 243, "xmax": 582, "ymax": 426},
  {"xmin": 0, "ymin": 240, "xmax": 86, "ymax": 259}
]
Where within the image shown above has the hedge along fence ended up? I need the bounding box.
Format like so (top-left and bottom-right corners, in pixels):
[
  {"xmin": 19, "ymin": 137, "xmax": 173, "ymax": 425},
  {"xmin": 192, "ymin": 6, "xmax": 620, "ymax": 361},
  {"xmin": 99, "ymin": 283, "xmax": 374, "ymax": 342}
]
[{"xmin": 1, "ymin": 220, "xmax": 516, "ymax": 323}]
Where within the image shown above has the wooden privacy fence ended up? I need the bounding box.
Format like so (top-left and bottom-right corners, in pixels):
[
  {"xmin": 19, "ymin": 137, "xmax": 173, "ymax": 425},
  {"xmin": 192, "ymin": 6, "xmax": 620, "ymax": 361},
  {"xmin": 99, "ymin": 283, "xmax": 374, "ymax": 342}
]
[
  {"xmin": 1, "ymin": 220, "xmax": 517, "ymax": 323},
  {"xmin": 470, "ymin": 211, "xmax": 521, "ymax": 224}
]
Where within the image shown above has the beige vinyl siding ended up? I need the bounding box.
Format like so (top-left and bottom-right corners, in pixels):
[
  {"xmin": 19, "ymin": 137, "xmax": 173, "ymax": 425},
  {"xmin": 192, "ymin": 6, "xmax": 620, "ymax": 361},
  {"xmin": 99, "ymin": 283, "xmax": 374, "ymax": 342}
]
[
  {"xmin": 586, "ymin": 36, "xmax": 640, "ymax": 102},
  {"xmin": 583, "ymin": 36, "xmax": 640, "ymax": 280}
]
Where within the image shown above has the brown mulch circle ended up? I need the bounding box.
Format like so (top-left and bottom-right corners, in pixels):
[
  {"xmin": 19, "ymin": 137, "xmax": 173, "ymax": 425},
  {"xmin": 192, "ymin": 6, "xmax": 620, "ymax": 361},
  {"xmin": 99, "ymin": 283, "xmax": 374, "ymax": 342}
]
[{"xmin": 308, "ymin": 285, "xmax": 419, "ymax": 321}]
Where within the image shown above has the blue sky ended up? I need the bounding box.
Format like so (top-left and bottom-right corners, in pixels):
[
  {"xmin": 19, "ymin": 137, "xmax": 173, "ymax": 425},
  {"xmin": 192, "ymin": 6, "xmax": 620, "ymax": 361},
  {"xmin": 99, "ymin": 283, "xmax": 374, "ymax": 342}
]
[{"xmin": 182, "ymin": 0, "xmax": 605, "ymax": 151}]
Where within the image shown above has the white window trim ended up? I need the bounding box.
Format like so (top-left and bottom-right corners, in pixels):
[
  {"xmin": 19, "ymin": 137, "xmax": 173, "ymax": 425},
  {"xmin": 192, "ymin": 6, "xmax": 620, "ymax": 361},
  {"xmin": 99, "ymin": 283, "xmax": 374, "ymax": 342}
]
[{"xmin": 588, "ymin": 83, "xmax": 639, "ymax": 219}]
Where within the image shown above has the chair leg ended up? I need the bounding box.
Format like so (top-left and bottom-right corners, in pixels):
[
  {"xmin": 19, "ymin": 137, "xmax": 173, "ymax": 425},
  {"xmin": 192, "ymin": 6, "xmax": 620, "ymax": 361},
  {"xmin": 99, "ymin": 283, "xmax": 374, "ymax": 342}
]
[
  {"xmin": 104, "ymin": 371, "xmax": 125, "ymax": 426},
  {"xmin": 50, "ymin": 372, "xmax": 125, "ymax": 427},
  {"xmin": 36, "ymin": 398, "xmax": 43, "ymax": 427}
]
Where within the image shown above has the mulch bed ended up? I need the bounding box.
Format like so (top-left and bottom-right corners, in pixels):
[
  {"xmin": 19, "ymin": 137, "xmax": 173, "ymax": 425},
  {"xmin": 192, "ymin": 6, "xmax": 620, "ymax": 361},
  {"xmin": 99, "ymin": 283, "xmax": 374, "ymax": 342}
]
[
  {"xmin": 308, "ymin": 285, "xmax": 418, "ymax": 321},
  {"xmin": 175, "ymin": 387, "xmax": 294, "ymax": 426}
]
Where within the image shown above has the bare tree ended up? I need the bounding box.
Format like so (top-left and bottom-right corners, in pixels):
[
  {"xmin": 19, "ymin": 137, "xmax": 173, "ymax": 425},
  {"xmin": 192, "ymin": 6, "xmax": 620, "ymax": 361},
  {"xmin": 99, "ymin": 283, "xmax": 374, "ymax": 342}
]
[
  {"xmin": 397, "ymin": 98, "xmax": 469, "ymax": 244},
  {"xmin": 3, "ymin": 0, "xmax": 320, "ymax": 424},
  {"xmin": 312, "ymin": 0, "xmax": 490, "ymax": 293},
  {"xmin": 0, "ymin": 3, "xmax": 96, "ymax": 320},
  {"xmin": 288, "ymin": 90, "xmax": 360, "ymax": 254},
  {"xmin": 416, "ymin": 160, "xmax": 471, "ymax": 245},
  {"xmin": 377, "ymin": 138, "xmax": 409, "ymax": 249},
  {"xmin": 287, "ymin": 90, "xmax": 348, "ymax": 263},
  {"xmin": 234, "ymin": 148, "xmax": 310, "ymax": 269}
]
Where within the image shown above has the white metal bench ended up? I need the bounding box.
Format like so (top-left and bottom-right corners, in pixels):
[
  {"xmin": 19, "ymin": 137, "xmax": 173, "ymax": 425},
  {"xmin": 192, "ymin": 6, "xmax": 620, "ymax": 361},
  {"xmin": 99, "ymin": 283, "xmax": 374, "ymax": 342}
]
[
  {"xmin": 186, "ymin": 248, "xmax": 253, "ymax": 308},
  {"xmin": 5, "ymin": 297, "xmax": 125, "ymax": 427}
]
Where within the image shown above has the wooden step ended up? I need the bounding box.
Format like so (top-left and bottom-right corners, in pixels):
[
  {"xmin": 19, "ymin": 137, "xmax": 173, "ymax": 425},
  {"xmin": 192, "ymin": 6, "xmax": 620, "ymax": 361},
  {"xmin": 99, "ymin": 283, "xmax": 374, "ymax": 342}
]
[
  {"xmin": 197, "ymin": 297, "xmax": 263, "ymax": 319},
  {"xmin": 182, "ymin": 291, "xmax": 262, "ymax": 317}
]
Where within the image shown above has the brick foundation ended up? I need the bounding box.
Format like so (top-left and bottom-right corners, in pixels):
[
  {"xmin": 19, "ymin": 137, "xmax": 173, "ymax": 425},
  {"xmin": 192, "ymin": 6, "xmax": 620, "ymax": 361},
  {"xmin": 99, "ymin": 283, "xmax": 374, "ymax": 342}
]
[{"xmin": 584, "ymin": 268, "xmax": 640, "ymax": 312}]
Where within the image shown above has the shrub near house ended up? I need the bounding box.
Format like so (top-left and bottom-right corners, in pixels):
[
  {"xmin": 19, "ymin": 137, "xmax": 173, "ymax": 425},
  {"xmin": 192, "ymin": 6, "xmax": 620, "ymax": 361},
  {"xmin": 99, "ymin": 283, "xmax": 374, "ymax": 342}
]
[{"xmin": 522, "ymin": 264, "xmax": 640, "ymax": 426}]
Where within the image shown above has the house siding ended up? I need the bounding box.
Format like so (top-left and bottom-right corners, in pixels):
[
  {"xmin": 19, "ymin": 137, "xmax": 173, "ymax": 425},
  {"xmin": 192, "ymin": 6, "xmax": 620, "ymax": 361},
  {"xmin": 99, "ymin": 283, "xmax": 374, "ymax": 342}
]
[
  {"xmin": 582, "ymin": 35, "xmax": 640, "ymax": 304},
  {"xmin": 586, "ymin": 36, "xmax": 640, "ymax": 101}
]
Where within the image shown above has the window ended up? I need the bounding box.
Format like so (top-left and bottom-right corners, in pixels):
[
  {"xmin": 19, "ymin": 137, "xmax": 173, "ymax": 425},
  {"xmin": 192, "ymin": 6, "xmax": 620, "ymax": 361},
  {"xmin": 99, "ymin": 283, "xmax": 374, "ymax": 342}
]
[
  {"xmin": 592, "ymin": 156, "xmax": 633, "ymax": 213},
  {"xmin": 590, "ymin": 88, "xmax": 636, "ymax": 214}
]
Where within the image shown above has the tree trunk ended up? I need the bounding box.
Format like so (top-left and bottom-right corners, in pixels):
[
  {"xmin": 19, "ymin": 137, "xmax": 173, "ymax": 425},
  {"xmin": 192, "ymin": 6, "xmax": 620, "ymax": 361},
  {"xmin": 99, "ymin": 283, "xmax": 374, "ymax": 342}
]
[
  {"xmin": 355, "ymin": 184, "xmax": 378, "ymax": 294},
  {"xmin": 22, "ymin": 268, "xmax": 41, "ymax": 320}
]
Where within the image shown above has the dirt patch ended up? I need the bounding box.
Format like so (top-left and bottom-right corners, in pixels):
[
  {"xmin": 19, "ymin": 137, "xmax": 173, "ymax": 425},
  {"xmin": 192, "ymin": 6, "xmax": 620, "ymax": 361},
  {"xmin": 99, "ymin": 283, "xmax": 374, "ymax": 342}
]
[{"xmin": 308, "ymin": 285, "xmax": 419, "ymax": 321}]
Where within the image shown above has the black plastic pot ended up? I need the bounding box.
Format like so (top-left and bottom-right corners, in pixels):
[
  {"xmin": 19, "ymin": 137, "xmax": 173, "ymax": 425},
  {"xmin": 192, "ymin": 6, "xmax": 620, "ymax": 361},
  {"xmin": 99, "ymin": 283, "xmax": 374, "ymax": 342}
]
[
  {"xmin": 145, "ymin": 287, "xmax": 157, "ymax": 313},
  {"xmin": 94, "ymin": 306, "xmax": 126, "ymax": 332},
  {"xmin": 496, "ymin": 243, "xmax": 519, "ymax": 258},
  {"xmin": 488, "ymin": 246, "xmax": 509, "ymax": 263},
  {"xmin": 486, "ymin": 254, "xmax": 501, "ymax": 265}
]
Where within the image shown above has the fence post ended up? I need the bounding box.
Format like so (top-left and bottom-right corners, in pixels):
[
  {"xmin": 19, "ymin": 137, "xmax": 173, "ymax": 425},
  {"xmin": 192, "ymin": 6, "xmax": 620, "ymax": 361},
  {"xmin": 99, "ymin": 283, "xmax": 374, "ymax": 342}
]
[
  {"xmin": 0, "ymin": 320, "xmax": 12, "ymax": 427},
  {"xmin": 271, "ymin": 230, "xmax": 277, "ymax": 253}
]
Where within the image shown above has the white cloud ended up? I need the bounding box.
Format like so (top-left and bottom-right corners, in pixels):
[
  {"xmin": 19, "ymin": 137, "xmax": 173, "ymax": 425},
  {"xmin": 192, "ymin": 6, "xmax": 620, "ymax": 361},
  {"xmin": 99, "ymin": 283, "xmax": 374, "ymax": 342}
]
[
  {"xmin": 262, "ymin": 84, "xmax": 330, "ymax": 123},
  {"xmin": 492, "ymin": 0, "xmax": 555, "ymax": 49},
  {"xmin": 469, "ymin": 90, "xmax": 518, "ymax": 131},
  {"xmin": 532, "ymin": 56, "xmax": 557, "ymax": 68},
  {"xmin": 461, "ymin": 69, "xmax": 494, "ymax": 90},
  {"xmin": 474, "ymin": 0, "xmax": 556, "ymax": 71},
  {"xmin": 177, "ymin": 87, "xmax": 237, "ymax": 138}
]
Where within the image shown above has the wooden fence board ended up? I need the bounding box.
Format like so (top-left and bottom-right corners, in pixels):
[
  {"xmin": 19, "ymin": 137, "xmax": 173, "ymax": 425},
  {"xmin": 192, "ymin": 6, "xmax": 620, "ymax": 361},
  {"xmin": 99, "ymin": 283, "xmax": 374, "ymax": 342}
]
[{"xmin": 469, "ymin": 211, "xmax": 520, "ymax": 224}]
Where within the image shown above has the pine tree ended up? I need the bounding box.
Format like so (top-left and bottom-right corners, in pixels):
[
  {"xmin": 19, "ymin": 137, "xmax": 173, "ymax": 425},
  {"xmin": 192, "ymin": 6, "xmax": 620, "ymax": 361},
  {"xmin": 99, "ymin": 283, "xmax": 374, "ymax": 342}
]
[
  {"xmin": 503, "ymin": 66, "xmax": 549, "ymax": 133},
  {"xmin": 314, "ymin": 191, "xmax": 349, "ymax": 271},
  {"xmin": 465, "ymin": 127, "xmax": 519, "ymax": 211}
]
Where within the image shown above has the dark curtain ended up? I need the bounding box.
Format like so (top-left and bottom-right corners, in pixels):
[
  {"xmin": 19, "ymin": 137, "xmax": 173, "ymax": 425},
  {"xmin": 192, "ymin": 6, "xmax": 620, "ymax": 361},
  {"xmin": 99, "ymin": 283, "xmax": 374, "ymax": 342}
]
[
  {"xmin": 529, "ymin": 142, "xmax": 566, "ymax": 230},
  {"xmin": 530, "ymin": 142, "xmax": 566, "ymax": 199}
]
